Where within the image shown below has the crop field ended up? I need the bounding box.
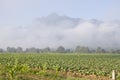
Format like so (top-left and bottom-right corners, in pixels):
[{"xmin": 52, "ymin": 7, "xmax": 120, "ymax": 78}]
[{"xmin": 0, "ymin": 53, "xmax": 120, "ymax": 80}]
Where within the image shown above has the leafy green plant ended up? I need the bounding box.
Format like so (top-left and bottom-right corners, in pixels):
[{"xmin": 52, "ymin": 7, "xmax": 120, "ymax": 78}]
[{"xmin": 53, "ymin": 64, "xmax": 61, "ymax": 77}]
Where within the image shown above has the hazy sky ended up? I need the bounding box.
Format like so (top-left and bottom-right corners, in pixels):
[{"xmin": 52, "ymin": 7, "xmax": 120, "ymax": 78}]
[
  {"xmin": 0, "ymin": 0, "xmax": 120, "ymax": 49},
  {"xmin": 0, "ymin": 0, "xmax": 120, "ymax": 26}
]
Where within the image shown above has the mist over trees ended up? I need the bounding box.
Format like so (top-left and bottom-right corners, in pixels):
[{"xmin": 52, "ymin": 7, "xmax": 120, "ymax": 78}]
[
  {"xmin": 0, "ymin": 46, "xmax": 120, "ymax": 54},
  {"xmin": 0, "ymin": 14, "xmax": 120, "ymax": 53}
]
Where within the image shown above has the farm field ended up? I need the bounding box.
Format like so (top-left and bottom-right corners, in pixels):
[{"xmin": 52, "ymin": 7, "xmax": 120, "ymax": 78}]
[{"xmin": 0, "ymin": 53, "xmax": 120, "ymax": 80}]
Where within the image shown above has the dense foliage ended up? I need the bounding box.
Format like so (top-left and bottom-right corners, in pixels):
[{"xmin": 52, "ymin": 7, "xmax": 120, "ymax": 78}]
[
  {"xmin": 1, "ymin": 46, "xmax": 120, "ymax": 53},
  {"xmin": 0, "ymin": 53, "xmax": 120, "ymax": 80}
]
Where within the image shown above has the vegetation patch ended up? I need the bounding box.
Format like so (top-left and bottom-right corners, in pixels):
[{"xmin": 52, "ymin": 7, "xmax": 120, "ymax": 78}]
[{"xmin": 0, "ymin": 53, "xmax": 119, "ymax": 80}]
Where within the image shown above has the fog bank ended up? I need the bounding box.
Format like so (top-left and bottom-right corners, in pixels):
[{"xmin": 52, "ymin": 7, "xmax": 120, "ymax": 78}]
[{"xmin": 0, "ymin": 14, "xmax": 120, "ymax": 49}]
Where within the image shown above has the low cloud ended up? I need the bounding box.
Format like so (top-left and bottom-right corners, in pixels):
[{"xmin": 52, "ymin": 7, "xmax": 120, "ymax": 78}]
[{"xmin": 0, "ymin": 13, "xmax": 120, "ymax": 49}]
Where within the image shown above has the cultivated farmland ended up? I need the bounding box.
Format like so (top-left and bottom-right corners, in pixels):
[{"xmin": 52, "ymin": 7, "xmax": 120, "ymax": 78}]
[{"xmin": 0, "ymin": 53, "xmax": 119, "ymax": 80}]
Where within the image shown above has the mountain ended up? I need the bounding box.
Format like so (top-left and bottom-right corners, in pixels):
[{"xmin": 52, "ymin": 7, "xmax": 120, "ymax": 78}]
[{"xmin": 0, "ymin": 13, "xmax": 120, "ymax": 49}]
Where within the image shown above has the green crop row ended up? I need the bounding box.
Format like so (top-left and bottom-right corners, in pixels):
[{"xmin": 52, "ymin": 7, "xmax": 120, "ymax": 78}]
[{"xmin": 0, "ymin": 53, "xmax": 120, "ymax": 80}]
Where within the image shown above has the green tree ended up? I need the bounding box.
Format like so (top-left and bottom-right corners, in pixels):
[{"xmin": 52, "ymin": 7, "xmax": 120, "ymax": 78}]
[
  {"xmin": 96, "ymin": 47, "xmax": 106, "ymax": 53},
  {"xmin": 75, "ymin": 46, "xmax": 90, "ymax": 53},
  {"xmin": 56, "ymin": 46, "xmax": 65, "ymax": 53}
]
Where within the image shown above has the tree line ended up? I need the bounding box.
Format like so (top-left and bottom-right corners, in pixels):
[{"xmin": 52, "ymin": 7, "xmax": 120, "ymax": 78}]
[{"xmin": 0, "ymin": 46, "xmax": 120, "ymax": 53}]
